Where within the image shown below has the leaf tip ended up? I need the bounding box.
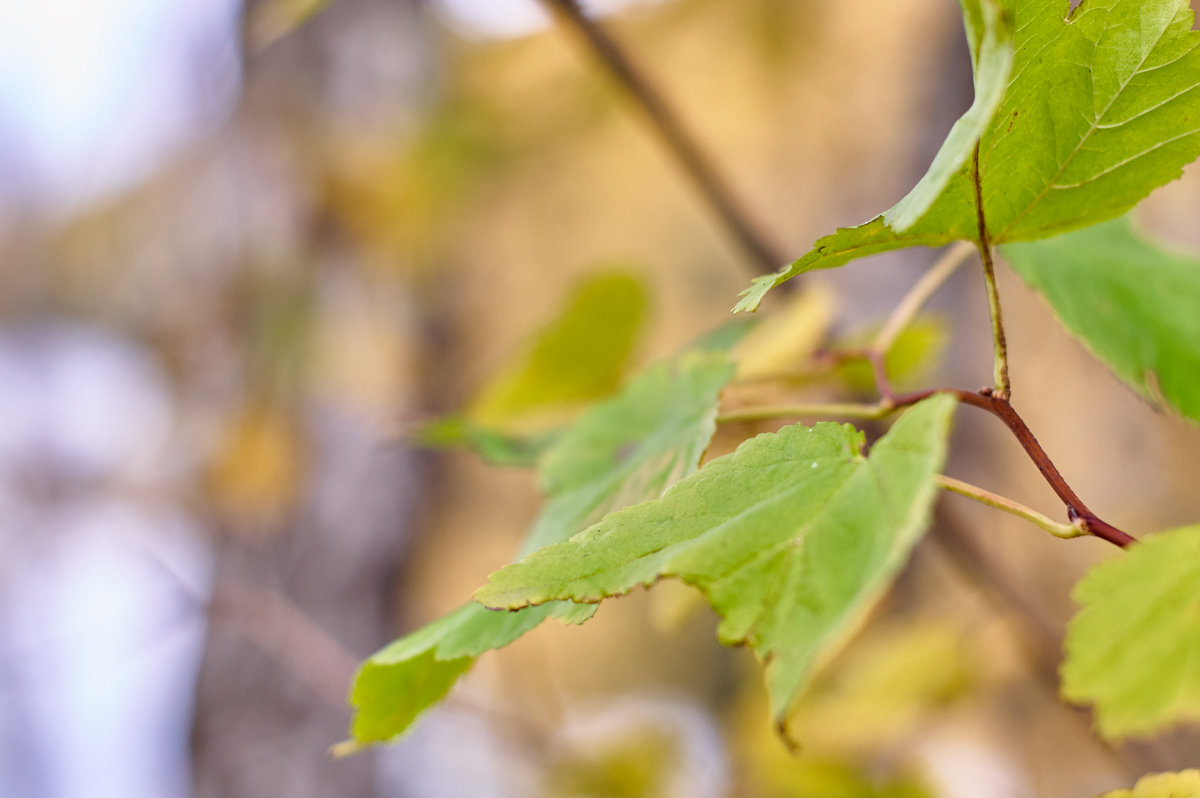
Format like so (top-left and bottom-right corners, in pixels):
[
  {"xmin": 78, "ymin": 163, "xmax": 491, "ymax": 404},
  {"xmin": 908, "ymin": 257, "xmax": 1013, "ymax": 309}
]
[{"xmin": 733, "ymin": 271, "xmax": 786, "ymax": 313}]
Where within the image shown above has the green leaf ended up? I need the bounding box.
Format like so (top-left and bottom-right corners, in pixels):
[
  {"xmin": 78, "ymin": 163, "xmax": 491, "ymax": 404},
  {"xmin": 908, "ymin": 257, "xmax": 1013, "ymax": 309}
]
[
  {"xmin": 349, "ymin": 349, "xmax": 737, "ymax": 744},
  {"xmin": 477, "ymin": 395, "xmax": 957, "ymax": 724},
  {"xmin": 414, "ymin": 415, "xmax": 554, "ymax": 467},
  {"xmin": 1098, "ymin": 770, "xmax": 1200, "ymax": 798},
  {"xmin": 519, "ymin": 349, "xmax": 738, "ymax": 556},
  {"xmin": 738, "ymin": 0, "xmax": 1200, "ymax": 311},
  {"xmin": 883, "ymin": 0, "xmax": 1015, "ymax": 233},
  {"xmin": 1061, "ymin": 524, "xmax": 1200, "ymax": 740},
  {"xmin": 468, "ymin": 271, "xmax": 648, "ymax": 431},
  {"xmin": 1003, "ymin": 217, "xmax": 1200, "ymax": 424},
  {"xmin": 735, "ymin": 220, "xmax": 958, "ymax": 314},
  {"xmin": 979, "ymin": 0, "xmax": 1200, "ymax": 242}
]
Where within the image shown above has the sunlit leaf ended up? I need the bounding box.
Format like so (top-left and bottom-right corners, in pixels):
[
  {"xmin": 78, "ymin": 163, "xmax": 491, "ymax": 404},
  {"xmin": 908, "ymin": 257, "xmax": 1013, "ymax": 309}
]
[
  {"xmin": 468, "ymin": 271, "xmax": 648, "ymax": 432},
  {"xmin": 1004, "ymin": 217, "xmax": 1200, "ymax": 424},
  {"xmin": 979, "ymin": 0, "xmax": 1200, "ymax": 241},
  {"xmin": 477, "ymin": 395, "xmax": 957, "ymax": 725},
  {"xmin": 349, "ymin": 349, "xmax": 737, "ymax": 743},
  {"xmin": 1061, "ymin": 525, "xmax": 1200, "ymax": 739},
  {"xmin": 735, "ymin": 0, "xmax": 1013, "ymax": 311},
  {"xmin": 739, "ymin": 0, "xmax": 1200, "ymax": 310}
]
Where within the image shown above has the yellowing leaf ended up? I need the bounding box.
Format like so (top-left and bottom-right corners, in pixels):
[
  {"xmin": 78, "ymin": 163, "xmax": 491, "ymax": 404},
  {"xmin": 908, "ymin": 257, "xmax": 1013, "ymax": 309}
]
[
  {"xmin": 206, "ymin": 402, "xmax": 305, "ymax": 529},
  {"xmin": 756, "ymin": 757, "xmax": 934, "ymax": 798},
  {"xmin": 1061, "ymin": 525, "xmax": 1200, "ymax": 739},
  {"xmin": 733, "ymin": 284, "xmax": 835, "ymax": 380},
  {"xmin": 785, "ymin": 619, "xmax": 974, "ymax": 752},
  {"xmin": 1099, "ymin": 770, "xmax": 1200, "ymax": 798},
  {"xmin": 477, "ymin": 395, "xmax": 957, "ymax": 725},
  {"xmin": 834, "ymin": 317, "xmax": 949, "ymax": 394},
  {"xmin": 468, "ymin": 271, "xmax": 648, "ymax": 432}
]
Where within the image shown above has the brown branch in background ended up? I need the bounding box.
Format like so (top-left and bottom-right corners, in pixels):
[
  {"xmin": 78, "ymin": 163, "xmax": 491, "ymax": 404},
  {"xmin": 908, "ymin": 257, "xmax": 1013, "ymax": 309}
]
[
  {"xmin": 210, "ymin": 579, "xmax": 554, "ymax": 757},
  {"xmin": 210, "ymin": 579, "xmax": 360, "ymax": 708},
  {"xmin": 539, "ymin": 0, "xmax": 787, "ymax": 274}
]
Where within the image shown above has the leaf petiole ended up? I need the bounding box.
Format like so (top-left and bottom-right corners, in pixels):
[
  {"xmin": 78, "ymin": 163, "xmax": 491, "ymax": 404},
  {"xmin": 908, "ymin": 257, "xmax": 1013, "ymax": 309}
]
[
  {"xmin": 972, "ymin": 144, "xmax": 1011, "ymax": 399},
  {"xmin": 717, "ymin": 400, "xmax": 894, "ymax": 424},
  {"xmin": 935, "ymin": 474, "xmax": 1083, "ymax": 539}
]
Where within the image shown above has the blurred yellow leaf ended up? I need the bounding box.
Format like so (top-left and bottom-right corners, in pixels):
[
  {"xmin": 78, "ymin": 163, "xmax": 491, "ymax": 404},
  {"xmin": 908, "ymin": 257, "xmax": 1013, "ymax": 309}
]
[
  {"xmin": 544, "ymin": 731, "xmax": 677, "ymax": 798},
  {"xmin": 206, "ymin": 402, "xmax": 306, "ymax": 530},
  {"xmin": 761, "ymin": 757, "xmax": 934, "ymax": 798},
  {"xmin": 733, "ymin": 284, "xmax": 834, "ymax": 381},
  {"xmin": 834, "ymin": 317, "xmax": 948, "ymax": 394},
  {"xmin": 732, "ymin": 616, "xmax": 974, "ymax": 792},
  {"xmin": 784, "ymin": 618, "xmax": 974, "ymax": 753},
  {"xmin": 1099, "ymin": 771, "xmax": 1200, "ymax": 798},
  {"xmin": 467, "ymin": 271, "xmax": 648, "ymax": 432},
  {"xmin": 328, "ymin": 98, "xmax": 509, "ymax": 269}
]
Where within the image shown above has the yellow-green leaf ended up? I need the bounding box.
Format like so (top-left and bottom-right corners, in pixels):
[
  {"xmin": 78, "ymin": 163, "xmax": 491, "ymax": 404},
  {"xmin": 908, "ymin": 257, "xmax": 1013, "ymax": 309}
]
[
  {"xmin": 477, "ymin": 395, "xmax": 957, "ymax": 724},
  {"xmin": 1062, "ymin": 525, "xmax": 1200, "ymax": 739},
  {"xmin": 735, "ymin": 0, "xmax": 1012, "ymax": 311},
  {"xmin": 739, "ymin": 0, "xmax": 1200, "ymax": 310},
  {"xmin": 468, "ymin": 271, "xmax": 648, "ymax": 431}
]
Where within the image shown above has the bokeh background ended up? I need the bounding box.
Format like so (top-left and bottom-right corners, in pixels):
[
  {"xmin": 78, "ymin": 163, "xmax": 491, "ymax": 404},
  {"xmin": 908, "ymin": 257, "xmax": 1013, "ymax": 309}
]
[{"xmin": 1, "ymin": 1, "xmax": 1198, "ymax": 796}]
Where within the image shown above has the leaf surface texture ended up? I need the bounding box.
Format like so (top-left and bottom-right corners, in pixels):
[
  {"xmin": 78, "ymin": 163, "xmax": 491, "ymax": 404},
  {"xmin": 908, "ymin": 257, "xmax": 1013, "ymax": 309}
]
[{"xmin": 478, "ymin": 395, "xmax": 957, "ymax": 722}]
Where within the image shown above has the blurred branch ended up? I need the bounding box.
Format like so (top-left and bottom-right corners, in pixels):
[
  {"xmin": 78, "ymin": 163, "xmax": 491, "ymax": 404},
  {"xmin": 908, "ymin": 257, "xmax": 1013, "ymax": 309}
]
[
  {"xmin": 211, "ymin": 579, "xmax": 359, "ymax": 708},
  {"xmin": 540, "ymin": 0, "xmax": 787, "ymax": 275},
  {"xmin": 212, "ymin": 578, "xmax": 554, "ymax": 754}
]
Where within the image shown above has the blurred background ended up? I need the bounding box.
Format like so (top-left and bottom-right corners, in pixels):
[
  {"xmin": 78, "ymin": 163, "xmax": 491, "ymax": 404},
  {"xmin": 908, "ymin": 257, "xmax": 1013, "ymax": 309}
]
[{"xmin": 0, "ymin": 1, "xmax": 1198, "ymax": 796}]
